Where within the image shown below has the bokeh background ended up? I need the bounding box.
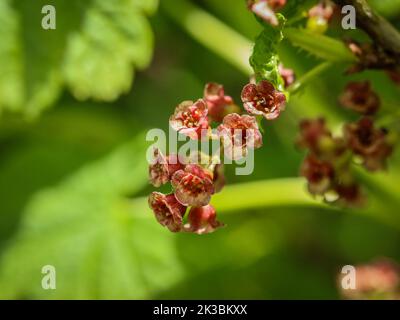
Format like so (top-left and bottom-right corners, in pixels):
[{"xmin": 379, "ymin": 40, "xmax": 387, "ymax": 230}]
[{"xmin": 0, "ymin": 0, "xmax": 400, "ymax": 299}]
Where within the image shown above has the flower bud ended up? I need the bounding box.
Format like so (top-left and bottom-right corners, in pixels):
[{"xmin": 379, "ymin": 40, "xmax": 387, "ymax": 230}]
[{"xmin": 339, "ymin": 81, "xmax": 380, "ymax": 115}]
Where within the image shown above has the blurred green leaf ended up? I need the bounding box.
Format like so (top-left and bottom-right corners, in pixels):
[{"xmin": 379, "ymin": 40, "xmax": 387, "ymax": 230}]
[
  {"xmin": 0, "ymin": 133, "xmax": 184, "ymax": 299},
  {"xmin": 0, "ymin": 0, "xmax": 157, "ymax": 117}
]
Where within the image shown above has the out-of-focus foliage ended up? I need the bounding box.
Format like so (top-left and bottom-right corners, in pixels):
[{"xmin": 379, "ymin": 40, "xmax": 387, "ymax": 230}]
[
  {"xmin": 0, "ymin": 0, "xmax": 157, "ymax": 116},
  {"xmin": 0, "ymin": 134, "xmax": 184, "ymax": 299}
]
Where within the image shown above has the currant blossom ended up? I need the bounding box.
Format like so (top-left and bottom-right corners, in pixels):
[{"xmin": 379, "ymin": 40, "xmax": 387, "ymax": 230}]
[
  {"xmin": 279, "ymin": 64, "xmax": 296, "ymax": 88},
  {"xmin": 149, "ymin": 148, "xmax": 186, "ymax": 187},
  {"xmin": 343, "ymin": 117, "xmax": 394, "ymax": 171},
  {"xmin": 300, "ymin": 154, "xmax": 334, "ymax": 195},
  {"xmin": 171, "ymin": 164, "xmax": 215, "ymax": 207},
  {"xmin": 339, "ymin": 260, "xmax": 400, "ymax": 300},
  {"xmin": 148, "ymin": 192, "xmax": 187, "ymax": 232},
  {"xmin": 247, "ymin": 0, "xmax": 286, "ymax": 26},
  {"xmin": 184, "ymin": 205, "xmax": 224, "ymax": 235},
  {"xmin": 170, "ymin": 99, "xmax": 209, "ymax": 140},
  {"xmin": 203, "ymin": 83, "xmax": 239, "ymax": 122},
  {"xmin": 217, "ymin": 113, "xmax": 263, "ymax": 160},
  {"xmin": 339, "ymin": 81, "xmax": 380, "ymax": 115}
]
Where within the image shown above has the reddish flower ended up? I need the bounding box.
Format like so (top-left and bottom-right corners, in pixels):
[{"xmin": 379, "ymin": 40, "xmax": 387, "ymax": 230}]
[
  {"xmin": 334, "ymin": 183, "xmax": 364, "ymax": 207},
  {"xmin": 217, "ymin": 113, "xmax": 263, "ymax": 160},
  {"xmin": 170, "ymin": 99, "xmax": 209, "ymax": 140},
  {"xmin": 203, "ymin": 83, "xmax": 239, "ymax": 122},
  {"xmin": 213, "ymin": 164, "xmax": 226, "ymax": 193},
  {"xmin": 149, "ymin": 148, "xmax": 186, "ymax": 187},
  {"xmin": 339, "ymin": 259, "xmax": 400, "ymax": 300},
  {"xmin": 344, "ymin": 117, "xmax": 394, "ymax": 171},
  {"xmin": 279, "ymin": 64, "xmax": 296, "ymax": 88},
  {"xmin": 339, "ymin": 81, "xmax": 380, "ymax": 115},
  {"xmin": 184, "ymin": 205, "xmax": 224, "ymax": 235},
  {"xmin": 297, "ymin": 118, "xmax": 332, "ymax": 153},
  {"xmin": 247, "ymin": 0, "xmax": 286, "ymax": 26},
  {"xmin": 171, "ymin": 164, "xmax": 215, "ymax": 207},
  {"xmin": 241, "ymin": 80, "xmax": 286, "ymax": 120},
  {"xmin": 148, "ymin": 192, "xmax": 187, "ymax": 232},
  {"xmin": 300, "ymin": 154, "xmax": 335, "ymax": 195}
]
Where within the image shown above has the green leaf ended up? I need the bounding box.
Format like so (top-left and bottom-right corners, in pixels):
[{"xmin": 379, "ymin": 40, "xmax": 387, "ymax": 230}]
[
  {"xmin": 284, "ymin": 28, "xmax": 357, "ymax": 63},
  {"xmin": 0, "ymin": 0, "xmax": 157, "ymax": 117},
  {"xmin": 0, "ymin": 133, "xmax": 184, "ymax": 299},
  {"xmin": 249, "ymin": 15, "xmax": 286, "ymax": 91}
]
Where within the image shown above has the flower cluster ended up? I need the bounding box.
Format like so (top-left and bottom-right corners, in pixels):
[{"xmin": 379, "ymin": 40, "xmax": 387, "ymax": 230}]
[
  {"xmin": 338, "ymin": 259, "xmax": 400, "ymax": 300},
  {"xmin": 298, "ymin": 81, "xmax": 395, "ymax": 206},
  {"xmin": 149, "ymin": 80, "xmax": 286, "ymax": 233}
]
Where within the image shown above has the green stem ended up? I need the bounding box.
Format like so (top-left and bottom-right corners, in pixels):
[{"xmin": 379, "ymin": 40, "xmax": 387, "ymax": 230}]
[
  {"xmin": 161, "ymin": 0, "xmax": 253, "ymax": 75},
  {"xmin": 288, "ymin": 62, "xmax": 334, "ymax": 94}
]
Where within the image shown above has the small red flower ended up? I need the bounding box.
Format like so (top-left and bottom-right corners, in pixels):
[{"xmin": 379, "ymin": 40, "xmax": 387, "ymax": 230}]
[
  {"xmin": 170, "ymin": 99, "xmax": 209, "ymax": 140},
  {"xmin": 184, "ymin": 205, "xmax": 224, "ymax": 235},
  {"xmin": 387, "ymin": 70, "xmax": 400, "ymax": 86},
  {"xmin": 203, "ymin": 83, "xmax": 239, "ymax": 122},
  {"xmin": 279, "ymin": 64, "xmax": 296, "ymax": 88},
  {"xmin": 247, "ymin": 0, "xmax": 286, "ymax": 26},
  {"xmin": 339, "ymin": 81, "xmax": 380, "ymax": 115},
  {"xmin": 148, "ymin": 192, "xmax": 187, "ymax": 232},
  {"xmin": 344, "ymin": 117, "xmax": 394, "ymax": 171},
  {"xmin": 241, "ymin": 80, "xmax": 286, "ymax": 120},
  {"xmin": 334, "ymin": 183, "xmax": 364, "ymax": 207},
  {"xmin": 149, "ymin": 148, "xmax": 186, "ymax": 187},
  {"xmin": 300, "ymin": 154, "xmax": 335, "ymax": 195},
  {"xmin": 171, "ymin": 164, "xmax": 215, "ymax": 207},
  {"xmin": 339, "ymin": 259, "xmax": 400, "ymax": 300},
  {"xmin": 217, "ymin": 113, "xmax": 263, "ymax": 160}
]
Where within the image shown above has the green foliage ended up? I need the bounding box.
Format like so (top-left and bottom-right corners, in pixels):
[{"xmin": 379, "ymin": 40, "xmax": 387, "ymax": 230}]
[
  {"xmin": 0, "ymin": 0, "xmax": 157, "ymax": 117},
  {"xmin": 284, "ymin": 28, "xmax": 357, "ymax": 63},
  {"xmin": 0, "ymin": 134, "xmax": 183, "ymax": 299},
  {"xmin": 250, "ymin": 15, "xmax": 286, "ymax": 91}
]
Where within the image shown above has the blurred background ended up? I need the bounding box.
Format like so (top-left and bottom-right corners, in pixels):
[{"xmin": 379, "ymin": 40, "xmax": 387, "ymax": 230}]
[{"xmin": 0, "ymin": 0, "xmax": 400, "ymax": 299}]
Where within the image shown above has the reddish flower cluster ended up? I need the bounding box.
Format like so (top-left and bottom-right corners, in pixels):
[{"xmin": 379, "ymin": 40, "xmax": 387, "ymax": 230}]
[
  {"xmin": 298, "ymin": 81, "xmax": 395, "ymax": 206},
  {"xmin": 247, "ymin": 0, "xmax": 286, "ymax": 26},
  {"xmin": 241, "ymin": 80, "xmax": 286, "ymax": 120},
  {"xmin": 338, "ymin": 259, "xmax": 400, "ymax": 300},
  {"xmin": 149, "ymin": 80, "xmax": 286, "ymax": 233}
]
